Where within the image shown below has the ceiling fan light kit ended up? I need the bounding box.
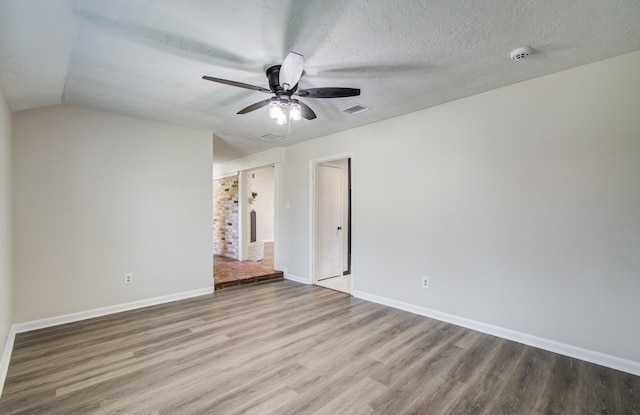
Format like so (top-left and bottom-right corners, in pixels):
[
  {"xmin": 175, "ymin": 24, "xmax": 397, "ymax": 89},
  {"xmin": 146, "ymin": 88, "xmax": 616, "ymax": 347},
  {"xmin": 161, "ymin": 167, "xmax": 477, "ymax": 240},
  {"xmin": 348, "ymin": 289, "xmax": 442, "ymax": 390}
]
[
  {"xmin": 289, "ymin": 102, "xmax": 302, "ymax": 121},
  {"xmin": 268, "ymin": 98, "xmax": 280, "ymax": 119},
  {"xmin": 203, "ymin": 51, "xmax": 361, "ymax": 126},
  {"xmin": 268, "ymin": 97, "xmax": 302, "ymax": 125}
]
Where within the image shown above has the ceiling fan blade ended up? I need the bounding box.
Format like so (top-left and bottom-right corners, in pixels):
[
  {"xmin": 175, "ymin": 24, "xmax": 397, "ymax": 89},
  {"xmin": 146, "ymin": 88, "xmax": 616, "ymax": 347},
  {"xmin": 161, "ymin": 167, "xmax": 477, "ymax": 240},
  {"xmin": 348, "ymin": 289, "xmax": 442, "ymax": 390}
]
[
  {"xmin": 279, "ymin": 52, "xmax": 304, "ymax": 91},
  {"xmin": 202, "ymin": 76, "xmax": 271, "ymax": 93},
  {"xmin": 296, "ymin": 87, "xmax": 360, "ymax": 99},
  {"xmin": 297, "ymin": 101, "xmax": 317, "ymax": 120},
  {"xmin": 237, "ymin": 98, "xmax": 272, "ymax": 114}
]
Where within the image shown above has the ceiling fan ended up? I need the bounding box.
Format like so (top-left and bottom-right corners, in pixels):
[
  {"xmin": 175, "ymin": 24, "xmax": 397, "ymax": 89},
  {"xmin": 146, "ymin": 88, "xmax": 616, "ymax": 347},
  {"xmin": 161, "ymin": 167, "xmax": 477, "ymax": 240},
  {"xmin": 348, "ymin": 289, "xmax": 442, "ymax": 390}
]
[{"xmin": 202, "ymin": 52, "xmax": 360, "ymax": 124}]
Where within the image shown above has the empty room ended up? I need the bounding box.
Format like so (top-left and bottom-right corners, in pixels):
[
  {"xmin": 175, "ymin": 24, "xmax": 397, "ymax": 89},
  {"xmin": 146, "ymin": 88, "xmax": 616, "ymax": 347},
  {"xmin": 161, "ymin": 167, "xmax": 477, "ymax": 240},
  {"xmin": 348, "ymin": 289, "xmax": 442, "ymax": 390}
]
[{"xmin": 1, "ymin": 1, "xmax": 639, "ymax": 414}]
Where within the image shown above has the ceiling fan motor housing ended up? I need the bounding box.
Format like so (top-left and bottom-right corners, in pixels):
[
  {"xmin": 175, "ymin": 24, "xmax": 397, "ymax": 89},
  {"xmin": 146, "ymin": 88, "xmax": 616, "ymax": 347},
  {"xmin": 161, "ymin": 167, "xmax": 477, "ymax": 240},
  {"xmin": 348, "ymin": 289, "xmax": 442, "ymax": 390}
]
[{"xmin": 266, "ymin": 65, "xmax": 297, "ymax": 95}]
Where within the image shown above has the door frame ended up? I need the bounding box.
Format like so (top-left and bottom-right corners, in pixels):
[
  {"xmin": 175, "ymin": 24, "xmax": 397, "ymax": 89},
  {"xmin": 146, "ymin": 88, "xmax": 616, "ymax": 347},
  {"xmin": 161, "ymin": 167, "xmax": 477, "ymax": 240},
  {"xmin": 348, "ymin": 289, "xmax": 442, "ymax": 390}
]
[{"xmin": 309, "ymin": 152, "xmax": 353, "ymax": 286}]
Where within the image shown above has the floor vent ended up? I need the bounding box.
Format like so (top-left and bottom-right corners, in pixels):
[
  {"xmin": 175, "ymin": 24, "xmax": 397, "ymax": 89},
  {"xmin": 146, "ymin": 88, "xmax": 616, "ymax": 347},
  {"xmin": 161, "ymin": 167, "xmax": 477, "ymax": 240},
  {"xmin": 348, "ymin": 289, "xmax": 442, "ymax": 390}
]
[
  {"xmin": 342, "ymin": 104, "xmax": 371, "ymax": 115},
  {"xmin": 260, "ymin": 133, "xmax": 284, "ymax": 141}
]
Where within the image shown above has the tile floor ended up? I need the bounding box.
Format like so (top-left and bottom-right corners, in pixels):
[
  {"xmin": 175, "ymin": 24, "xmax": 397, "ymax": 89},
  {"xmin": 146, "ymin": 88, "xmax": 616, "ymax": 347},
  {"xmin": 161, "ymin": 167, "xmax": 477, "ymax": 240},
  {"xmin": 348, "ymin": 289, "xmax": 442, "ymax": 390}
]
[
  {"xmin": 316, "ymin": 274, "xmax": 351, "ymax": 294},
  {"xmin": 213, "ymin": 242, "xmax": 352, "ymax": 294},
  {"xmin": 213, "ymin": 242, "xmax": 283, "ymax": 290}
]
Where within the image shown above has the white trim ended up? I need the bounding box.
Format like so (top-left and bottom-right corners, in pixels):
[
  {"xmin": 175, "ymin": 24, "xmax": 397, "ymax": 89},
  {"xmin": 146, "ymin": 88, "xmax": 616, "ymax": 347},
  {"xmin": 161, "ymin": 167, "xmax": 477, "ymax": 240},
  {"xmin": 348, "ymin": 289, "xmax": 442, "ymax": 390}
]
[
  {"xmin": 0, "ymin": 326, "xmax": 17, "ymax": 399},
  {"xmin": 309, "ymin": 152, "xmax": 355, "ymax": 165},
  {"xmin": 280, "ymin": 266, "xmax": 311, "ymax": 285},
  {"xmin": 212, "ymin": 171, "xmax": 238, "ymax": 180},
  {"xmin": 13, "ymin": 287, "xmax": 213, "ymax": 334},
  {"xmin": 284, "ymin": 274, "xmax": 312, "ymax": 285},
  {"xmin": 273, "ymin": 163, "xmax": 282, "ymax": 271},
  {"xmin": 309, "ymin": 162, "xmax": 316, "ymax": 283},
  {"xmin": 238, "ymin": 171, "xmax": 248, "ymax": 261},
  {"xmin": 352, "ymin": 290, "xmax": 640, "ymax": 377},
  {"xmin": 212, "ymin": 147, "xmax": 284, "ymax": 179}
]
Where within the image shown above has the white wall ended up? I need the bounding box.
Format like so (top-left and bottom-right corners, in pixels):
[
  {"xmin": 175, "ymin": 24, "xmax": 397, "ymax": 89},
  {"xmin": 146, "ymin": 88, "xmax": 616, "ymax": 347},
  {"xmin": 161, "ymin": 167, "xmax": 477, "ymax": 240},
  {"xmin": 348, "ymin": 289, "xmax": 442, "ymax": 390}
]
[
  {"xmin": 12, "ymin": 105, "xmax": 213, "ymax": 323},
  {"xmin": 249, "ymin": 166, "xmax": 274, "ymax": 241},
  {"xmin": 280, "ymin": 51, "xmax": 640, "ymax": 366},
  {"xmin": 212, "ymin": 147, "xmax": 283, "ymax": 179},
  {"xmin": 0, "ymin": 88, "xmax": 12, "ymax": 370}
]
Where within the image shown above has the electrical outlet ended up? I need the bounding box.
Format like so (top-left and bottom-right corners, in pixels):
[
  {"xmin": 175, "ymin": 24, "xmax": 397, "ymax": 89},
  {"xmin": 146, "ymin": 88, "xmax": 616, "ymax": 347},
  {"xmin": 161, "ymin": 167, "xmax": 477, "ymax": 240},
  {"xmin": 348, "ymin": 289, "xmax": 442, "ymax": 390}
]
[
  {"xmin": 421, "ymin": 276, "xmax": 430, "ymax": 289},
  {"xmin": 124, "ymin": 273, "xmax": 133, "ymax": 284}
]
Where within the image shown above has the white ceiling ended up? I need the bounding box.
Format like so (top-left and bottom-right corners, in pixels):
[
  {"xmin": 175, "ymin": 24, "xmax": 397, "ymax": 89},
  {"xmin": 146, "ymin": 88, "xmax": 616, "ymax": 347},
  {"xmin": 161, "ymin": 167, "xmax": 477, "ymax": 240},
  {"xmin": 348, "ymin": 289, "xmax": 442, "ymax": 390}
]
[{"xmin": 1, "ymin": 0, "xmax": 639, "ymax": 163}]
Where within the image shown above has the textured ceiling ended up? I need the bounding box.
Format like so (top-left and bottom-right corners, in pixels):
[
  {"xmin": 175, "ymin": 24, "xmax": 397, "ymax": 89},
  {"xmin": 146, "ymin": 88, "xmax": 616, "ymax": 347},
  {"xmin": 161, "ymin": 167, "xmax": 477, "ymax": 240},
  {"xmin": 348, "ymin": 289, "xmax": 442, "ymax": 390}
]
[{"xmin": 1, "ymin": 0, "xmax": 640, "ymax": 163}]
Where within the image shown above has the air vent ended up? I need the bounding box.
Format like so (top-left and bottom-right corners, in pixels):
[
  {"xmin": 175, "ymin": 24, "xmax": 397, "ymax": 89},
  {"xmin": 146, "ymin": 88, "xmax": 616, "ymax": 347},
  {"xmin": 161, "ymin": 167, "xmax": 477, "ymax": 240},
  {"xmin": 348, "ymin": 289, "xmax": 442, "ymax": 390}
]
[
  {"xmin": 342, "ymin": 104, "xmax": 371, "ymax": 115},
  {"xmin": 260, "ymin": 133, "xmax": 284, "ymax": 142}
]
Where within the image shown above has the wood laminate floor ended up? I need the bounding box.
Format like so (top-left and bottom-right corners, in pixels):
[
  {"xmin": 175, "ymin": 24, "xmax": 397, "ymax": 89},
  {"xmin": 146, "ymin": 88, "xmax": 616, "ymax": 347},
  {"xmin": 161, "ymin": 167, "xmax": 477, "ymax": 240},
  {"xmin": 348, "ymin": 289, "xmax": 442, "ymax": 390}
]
[{"xmin": 1, "ymin": 280, "xmax": 639, "ymax": 414}]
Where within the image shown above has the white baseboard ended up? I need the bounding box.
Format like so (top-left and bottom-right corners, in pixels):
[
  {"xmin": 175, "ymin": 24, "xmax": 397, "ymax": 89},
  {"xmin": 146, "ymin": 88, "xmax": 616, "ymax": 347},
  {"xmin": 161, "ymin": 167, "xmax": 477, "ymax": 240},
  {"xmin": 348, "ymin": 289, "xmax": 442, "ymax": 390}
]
[
  {"xmin": 284, "ymin": 274, "xmax": 311, "ymax": 284},
  {"xmin": 352, "ymin": 290, "xmax": 640, "ymax": 377},
  {"xmin": 13, "ymin": 287, "xmax": 213, "ymax": 334},
  {"xmin": 0, "ymin": 326, "xmax": 17, "ymax": 399},
  {"xmin": 279, "ymin": 266, "xmax": 311, "ymax": 285}
]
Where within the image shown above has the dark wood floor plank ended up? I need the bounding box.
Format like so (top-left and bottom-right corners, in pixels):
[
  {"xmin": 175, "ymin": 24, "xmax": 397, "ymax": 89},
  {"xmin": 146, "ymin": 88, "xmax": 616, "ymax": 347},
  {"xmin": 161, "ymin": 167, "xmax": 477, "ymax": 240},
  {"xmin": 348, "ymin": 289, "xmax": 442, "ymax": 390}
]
[
  {"xmin": 483, "ymin": 346, "xmax": 549, "ymax": 414},
  {"xmin": 367, "ymin": 322, "xmax": 465, "ymax": 388},
  {"xmin": 397, "ymin": 333, "xmax": 506, "ymax": 415},
  {"xmin": 1, "ymin": 280, "xmax": 639, "ymax": 414},
  {"xmin": 433, "ymin": 338, "xmax": 526, "ymax": 415},
  {"xmin": 369, "ymin": 341, "xmax": 467, "ymax": 414}
]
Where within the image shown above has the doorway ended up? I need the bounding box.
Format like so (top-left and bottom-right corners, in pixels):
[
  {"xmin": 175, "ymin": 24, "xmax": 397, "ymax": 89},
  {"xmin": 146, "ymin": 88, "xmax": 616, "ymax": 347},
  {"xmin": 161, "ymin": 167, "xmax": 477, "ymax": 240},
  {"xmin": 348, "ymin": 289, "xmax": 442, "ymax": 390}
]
[
  {"xmin": 312, "ymin": 156, "xmax": 352, "ymax": 294},
  {"xmin": 212, "ymin": 164, "xmax": 282, "ymax": 290}
]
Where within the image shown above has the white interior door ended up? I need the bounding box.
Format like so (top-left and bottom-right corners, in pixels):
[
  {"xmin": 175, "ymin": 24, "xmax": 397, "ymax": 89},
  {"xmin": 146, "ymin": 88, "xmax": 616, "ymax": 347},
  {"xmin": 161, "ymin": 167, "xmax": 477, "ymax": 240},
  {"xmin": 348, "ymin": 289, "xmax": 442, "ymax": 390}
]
[{"xmin": 317, "ymin": 164, "xmax": 344, "ymax": 281}]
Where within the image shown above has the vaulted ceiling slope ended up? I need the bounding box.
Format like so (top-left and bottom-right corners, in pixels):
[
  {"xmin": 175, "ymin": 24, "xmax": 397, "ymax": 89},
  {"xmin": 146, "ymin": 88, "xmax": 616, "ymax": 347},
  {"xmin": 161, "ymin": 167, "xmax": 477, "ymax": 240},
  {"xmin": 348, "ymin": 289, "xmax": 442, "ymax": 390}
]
[{"xmin": 1, "ymin": 0, "xmax": 639, "ymax": 163}]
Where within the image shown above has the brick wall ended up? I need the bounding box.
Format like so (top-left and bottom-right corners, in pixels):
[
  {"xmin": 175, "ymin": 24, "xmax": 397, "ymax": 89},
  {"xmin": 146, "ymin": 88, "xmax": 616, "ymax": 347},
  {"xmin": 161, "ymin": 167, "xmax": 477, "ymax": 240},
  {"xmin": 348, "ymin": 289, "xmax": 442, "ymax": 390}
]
[{"xmin": 213, "ymin": 175, "xmax": 239, "ymax": 259}]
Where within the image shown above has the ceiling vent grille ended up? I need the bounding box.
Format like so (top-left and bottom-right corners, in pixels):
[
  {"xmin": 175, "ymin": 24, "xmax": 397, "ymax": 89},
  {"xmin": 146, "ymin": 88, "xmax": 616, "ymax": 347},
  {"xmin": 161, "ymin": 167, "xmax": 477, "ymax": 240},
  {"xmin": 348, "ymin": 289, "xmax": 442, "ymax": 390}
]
[
  {"xmin": 342, "ymin": 104, "xmax": 371, "ymax": 115},
  {"xmin": 260, "ymin": 133, "xmax": 284, "ymax": 142}
]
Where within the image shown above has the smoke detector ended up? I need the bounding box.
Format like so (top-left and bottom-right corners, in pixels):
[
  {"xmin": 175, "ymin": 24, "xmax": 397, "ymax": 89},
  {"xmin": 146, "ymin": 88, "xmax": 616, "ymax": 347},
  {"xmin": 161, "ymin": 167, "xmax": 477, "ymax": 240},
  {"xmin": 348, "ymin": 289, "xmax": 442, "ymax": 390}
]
[{"xmin": 510, "ymin": 46, "xmax": 533, "ymax": 61}]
